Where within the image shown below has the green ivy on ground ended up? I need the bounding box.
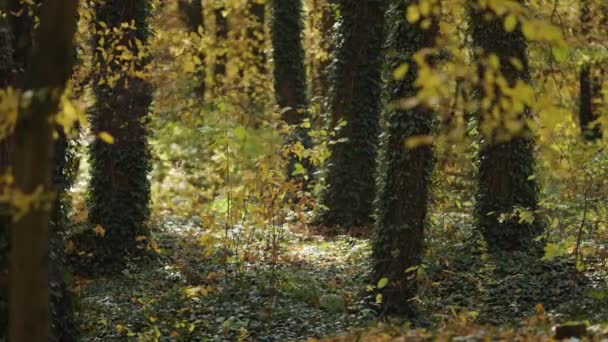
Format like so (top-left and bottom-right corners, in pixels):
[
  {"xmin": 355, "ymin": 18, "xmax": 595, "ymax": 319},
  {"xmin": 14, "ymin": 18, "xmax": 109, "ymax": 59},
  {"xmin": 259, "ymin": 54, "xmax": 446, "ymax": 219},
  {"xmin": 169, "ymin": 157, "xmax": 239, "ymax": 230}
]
[{"xmin": 72, "ymin": 217, "xmax": 608, "ymax": 341}]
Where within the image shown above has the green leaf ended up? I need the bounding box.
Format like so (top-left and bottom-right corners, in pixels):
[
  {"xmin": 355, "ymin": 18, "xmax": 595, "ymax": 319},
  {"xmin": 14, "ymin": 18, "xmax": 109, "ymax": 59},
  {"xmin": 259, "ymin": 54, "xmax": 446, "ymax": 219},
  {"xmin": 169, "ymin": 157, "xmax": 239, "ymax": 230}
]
[{"xmin": 377, "ymin": 277, "xmax": 389, "ymax": 289}]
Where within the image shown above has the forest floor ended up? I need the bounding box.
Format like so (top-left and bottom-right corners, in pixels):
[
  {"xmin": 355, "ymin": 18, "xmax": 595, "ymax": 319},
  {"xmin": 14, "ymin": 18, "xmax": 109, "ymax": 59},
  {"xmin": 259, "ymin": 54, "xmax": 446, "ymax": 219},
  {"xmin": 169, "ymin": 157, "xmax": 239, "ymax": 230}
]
[
  {"xmin": 72, "ymin": 216, "xmax": 375, "ymax": 341},
  {"xmin": 70, "ymin": 215, "xmax": 608, "ymax": 341}
]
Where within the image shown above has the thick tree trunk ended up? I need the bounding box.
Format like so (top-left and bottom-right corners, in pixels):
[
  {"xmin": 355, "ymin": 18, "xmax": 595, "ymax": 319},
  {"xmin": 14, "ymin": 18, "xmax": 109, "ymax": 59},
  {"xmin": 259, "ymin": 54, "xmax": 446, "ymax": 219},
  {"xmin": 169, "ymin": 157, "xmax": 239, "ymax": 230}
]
[
  {"xmin": 88, "ymin": 0, "xmax": 153, "ymax": 267},
  {"xmin": 470, "ymin": 0, "xmax": 541, "ymax": 250},
  {"xmin": 320, "ymin": 0, "xmax": 386, "ymax": 228},
  {"xmin": 372, "ymin": 0, "xmax": 438, "ymax": 315},
  {"xmin": 271, "ymin": 0, "xmax": 313, "ymax": 178},
  {"xmin": 9, "ymin": 1, "xmax": 78, "ymax": 341}
]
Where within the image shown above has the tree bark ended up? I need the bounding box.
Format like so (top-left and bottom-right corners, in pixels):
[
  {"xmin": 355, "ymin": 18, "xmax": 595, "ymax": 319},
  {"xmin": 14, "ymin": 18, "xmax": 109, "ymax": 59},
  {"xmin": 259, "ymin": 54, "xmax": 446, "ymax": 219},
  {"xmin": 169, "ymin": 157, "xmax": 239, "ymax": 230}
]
[
  {"xmin": 178, "ymin": 0, "xmax": 206, "ymax": 98},
  {"xmin": 470, "ymin": 0, "xmax": 541, "ymax": 250},
  {"xmin": 9, "ymin": 1, "xmax": 78, "ymax": 341},
  {"xmin": 320, "ymin": 0, "xmax": 386, "ymax": 228},
  {"xmin": 372, "ymin": 0, "xmax": 438, "ymax": 315},
  {"xmin": 579, "ymin": 0, "xmax": 605, "ymax": 141},
  {"xmin": 88, "ymin": 0, "xmax": 153, "ymax": 267},
  {"xmin": 271, "ymin": 0, "xmax": 313, "ymax": 179},
  {"xmin": 214, "ymin": 5, "xmax": 228, "ymax": 89}
]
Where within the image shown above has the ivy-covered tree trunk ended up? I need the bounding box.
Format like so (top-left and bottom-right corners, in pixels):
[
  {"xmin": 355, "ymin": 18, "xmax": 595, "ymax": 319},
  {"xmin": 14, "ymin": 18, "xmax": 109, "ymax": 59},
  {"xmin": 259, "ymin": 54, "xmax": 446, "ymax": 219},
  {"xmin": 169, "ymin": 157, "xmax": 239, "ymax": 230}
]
[
  {"xmin": 270, "ymin": 0, "xmax": 313, "ymax": 177},
  {"xmin": 579, "ymin": 0, "xmax": 605, "ymax": 141},
  {"xmin": 178, "ymin": 0, "xmax": 206, "ymax": 98},
  {"xmin": 320, "ymin": 0, "xmax": 386, "ymax": 228},
  {"xmin": 372, "ymin": 0, "xmax": 438, "ymax": 315},
  {"xmin": 470, "ymin": 0, "xmax": 541, "ymax": 250},
  {"xmin": 9, "ymin": 1, "xmax": 78, "ymax": 340},
  {"xmin": 316, "ymin": 0, "xmax": 336, "ymax": 103},
  {"xmin": 47, "ymin": 134, "xmax": 77, "ymax": 342},
  {"xmin": 88, "ymin": 0, "xmax": 153, "ymax": 266}
]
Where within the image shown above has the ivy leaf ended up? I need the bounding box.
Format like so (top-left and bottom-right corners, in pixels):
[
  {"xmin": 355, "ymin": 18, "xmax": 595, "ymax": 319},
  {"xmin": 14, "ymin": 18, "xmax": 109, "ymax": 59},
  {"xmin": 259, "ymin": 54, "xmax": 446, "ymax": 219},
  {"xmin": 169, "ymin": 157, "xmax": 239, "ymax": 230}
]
[
  {"xmin": 375, "ymin": 293, "xmax": 383, "ymax": 304},
  {"xmin": 377, "ymin": 277, "xmax": 389, "ymax": 289}
]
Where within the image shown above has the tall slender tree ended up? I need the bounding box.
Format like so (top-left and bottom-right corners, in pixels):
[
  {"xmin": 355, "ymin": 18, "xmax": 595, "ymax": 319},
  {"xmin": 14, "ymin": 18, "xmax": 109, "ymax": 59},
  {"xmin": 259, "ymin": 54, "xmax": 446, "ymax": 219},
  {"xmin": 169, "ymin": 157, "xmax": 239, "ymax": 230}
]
[
  {"xmin": 320, "ymin": 0, "xmax": 386, "ymax": 228},
  {"xmin": 9, "ymin": 0, "xmax": 78, "ymax": 340},
  {"xmin": 0, "ymin": 3, "xmax": 14, "ymax": 336},
  {"xmin": 247, "ymin": 1, "xmax": 266, "ymax": 75},
  {"xmin": 470, "ymin": 0, "xmax": 541, "ymax": 250},
  {"xmin": 372, "ymin": 0, "xmax": 439, "ymax": 315},
  {"xmin": 316, "ymin": 0, "xmax": 337, "ymax": 103},
  {"xmin": 178, "ymin": 0, "xmax": 206, "ymax": 98},
  {"xmin": 214, "ymin": 3, "xmax": 228, "ymax": 89},
  {"xmin": 88, "ymin": 0, "xmax": 153, "ymax": 265},
  {"xmin": 245, "ymin": 0, "xmax": 266, "ymax": 104},
  {"xmin": 271, "ymin": 0, "xmax": 312, "ymax": 177},
  {"xmin": 579, "ymin": 0, "xmax": 606, "ymax": 140}
]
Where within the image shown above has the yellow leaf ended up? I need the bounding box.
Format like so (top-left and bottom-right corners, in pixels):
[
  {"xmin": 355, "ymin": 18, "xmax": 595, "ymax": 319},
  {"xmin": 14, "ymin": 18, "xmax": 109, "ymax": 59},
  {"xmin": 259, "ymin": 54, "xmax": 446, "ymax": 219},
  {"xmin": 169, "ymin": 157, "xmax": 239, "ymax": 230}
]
[
  {"xmin": 407, "ymin": 5, "xmax": 420, "ymax": 23},
  {"xmin": 419, "ymin": 0, "xmax": 431, "ymax": 16},
  {"xmin": 93, "ymin": 224, "xmax": 106, "ymax": 237},
  {"xmin": 393, "ymin": 63, "xmax": 409, "ymax": 81},
  {"xmin": 405, "ymin": 135, "xmax": 434, "ymax": 149},
  {"xmin": 115, "ymin": 324, "xmax": 126, "ymax": 334},
  {"xmin": 488, "ymin": 54, "xmax": 500, "ymax": 70},
  {"xmin": 182, "ymin": 59, "xmax": 196, "ymax": 73},
  {"xmin": 170, "ymin": 331, "xmax": 179, "ymax": 337},
  {"xmin": 504, "ymin": 14, "xmax": 517, "ymax": 32},
  {"xmin": 149, "ymin": 240, "xmax": 161, "ymax": 253},
  {"xmin": 420, "ymin": 18, "xmax": 432, "ymax": 30},
  {"xmin": 98, "ymin": 131, "xmax": 114, "ymax": 144}
]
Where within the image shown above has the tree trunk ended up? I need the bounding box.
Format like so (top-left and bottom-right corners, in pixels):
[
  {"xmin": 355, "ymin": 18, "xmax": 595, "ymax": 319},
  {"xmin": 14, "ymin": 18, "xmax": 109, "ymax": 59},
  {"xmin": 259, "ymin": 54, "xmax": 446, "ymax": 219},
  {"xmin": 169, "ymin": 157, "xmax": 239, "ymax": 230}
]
[
  {"xmin": 49, "ymin": 129, "xmax": 78, "ymax": 342},
  {"xmin": 214, "ymin": 5, "xmax": 228, "ymax": 90},
  {"xmin": 245, "ymin": 0, "xmax": 266, "ymax": 105},
  {"xmin": 178, "ymin": 0, "xmax": 206, "ymax": 98},
  {"xmin": 316, "ymin": 0, "xmax": 336, "ymax": 103},
  {"xmin": 372, "ymin": 0, "xmax": 438, "ymax": 315},
  {"xmin": 248, "ymin": 1, "xmax": 266, "ymax": 75},
  {"xmin": 579, "ymin": 0, "xmax": 605, "ymax": 141},
  {"xmin": 271, "ymin": 0, "xmax": 313, "ymax": 179},
  {"xmin": 470, "ymin": 0, "xmax": 541, "ymax": 250},
  {"xmin": 0, "ymin": 3, "xmax": 14, "ymax": 336},
  {"xmin": 9, "ymin": 1, "xmax": 78, "ymax": 341},
  {"xmin": 88, "ymin": 0, "xmax": 153, "ymax": 268},
  {"xmin": 320, "ymin": 0, "xmax": 386, "ymax": 228}
]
